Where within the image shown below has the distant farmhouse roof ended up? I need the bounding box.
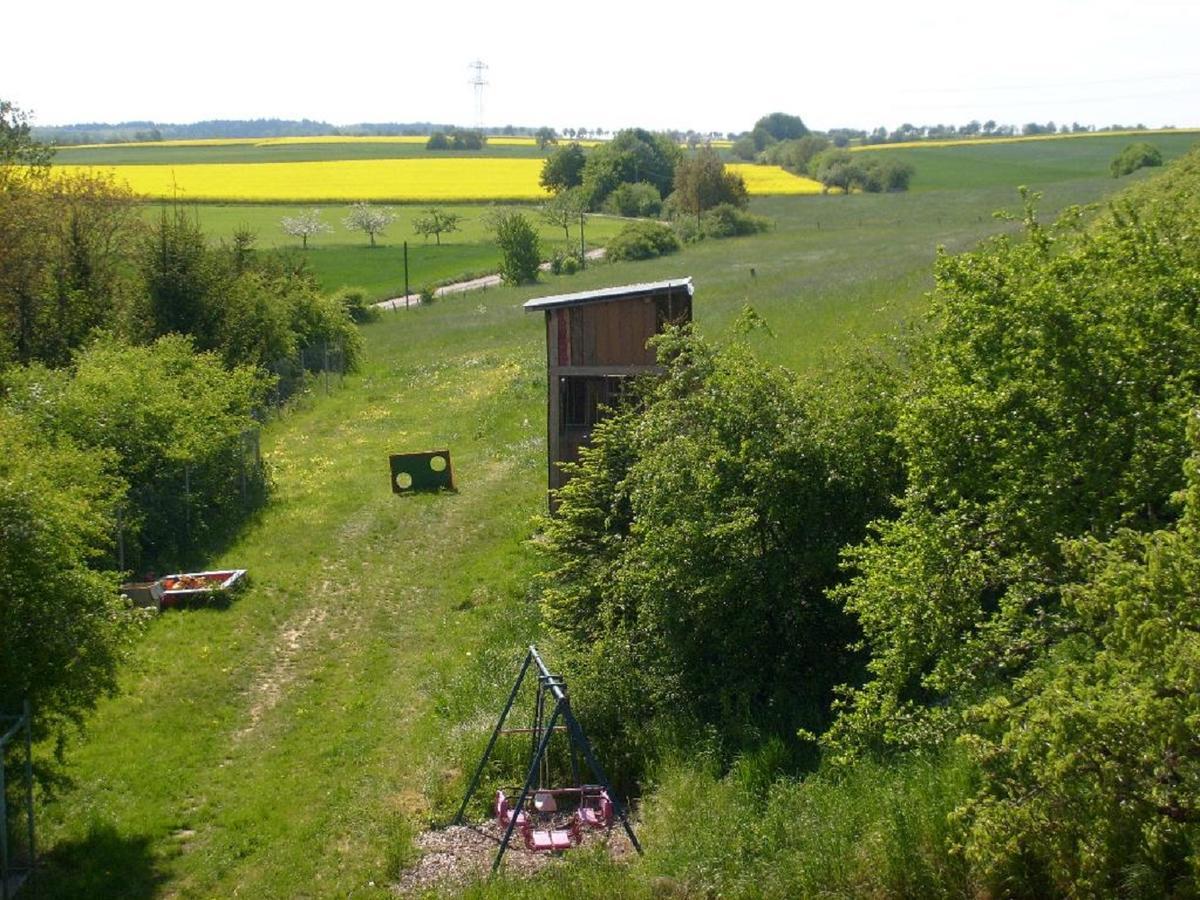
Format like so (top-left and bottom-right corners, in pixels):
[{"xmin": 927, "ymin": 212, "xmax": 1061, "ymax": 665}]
[{"xmin": 522, "ymin": 278, "xmax": 693, "ymax": 313}]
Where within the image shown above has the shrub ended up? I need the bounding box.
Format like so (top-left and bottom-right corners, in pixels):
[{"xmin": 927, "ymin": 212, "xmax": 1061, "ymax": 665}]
[
  {"xmin": 700, "ymin": 204, "xmax": 771, "ymax": 238},
  {"xmin": 603, "ymin": 181, "xmax": 663, "ymax": 217},
  {"xmin": 5, "ymin": 335, "xmax": 271, "ymax": 569},
  {"xmin": 539, "ymin": 326, "xmax": 902, "ymax": 767},
  {"xmin": 334, "ymin": 286, "xmax": 379, "ymax": 324},
  {"xmin": 606, "ymin": 220, "xmax": 679, "ymax": 261},
  {"xmin": 761, "ymin": 136, "xmax": 830, "ymax": 174},
  {"xmin": 560, "ymin": 255, "xmax": 580, "ymax": 275},
  {"xmin": 488, "ymin": 210, "xmax": 541, "ymax": 285},
  {"xmin": 0, "ymin": 406, "xmax": 144, "ymax": 746},
  {"xmin": 672, "ymin": 216, "xmax": 702, "ymax": 244},
  {"xmin": 1110, "ymin": 141, "xmax": 1163, "ymax": 177},
  {"xmin": 828, "ymin": 181, "xmax": 1200, "ymax": 762}
]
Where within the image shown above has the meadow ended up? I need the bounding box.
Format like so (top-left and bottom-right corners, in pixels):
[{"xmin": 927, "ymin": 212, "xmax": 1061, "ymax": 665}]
[
  {"xmin": 852, "ymin": 129, "xmax": 1200, "ymax": 190},
  {"xmin": 26, "ymin": 135, "xmax": 1165, "ymax": 896},
  {"xmin": 151, "ymin": 203, "xmax": 631, "ymax": 299}
]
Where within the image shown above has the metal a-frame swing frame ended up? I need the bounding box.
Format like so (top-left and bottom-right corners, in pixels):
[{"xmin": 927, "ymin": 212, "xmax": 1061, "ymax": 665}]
[
  {"xmin": 1, "ymin": 700, "xmax": 35, "ymax": 900},
  {"xmin": 453, "ymin": 646, "xmax": 643, "ymax": 873}
]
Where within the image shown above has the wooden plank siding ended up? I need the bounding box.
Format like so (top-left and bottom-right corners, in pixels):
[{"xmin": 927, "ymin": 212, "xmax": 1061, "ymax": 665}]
[{"xmin": 531, "ymin": 281, "xmax": 693, "ymax": 504}]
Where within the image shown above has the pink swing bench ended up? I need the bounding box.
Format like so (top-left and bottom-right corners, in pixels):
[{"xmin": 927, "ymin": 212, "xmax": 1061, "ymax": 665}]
[
  {"xmin": 494, "ymin": 790, "xmax": 584, "ymax": 852},
  {"xmin": 577, "ymin": 787, "xmax": 614, "ymax": 829}
]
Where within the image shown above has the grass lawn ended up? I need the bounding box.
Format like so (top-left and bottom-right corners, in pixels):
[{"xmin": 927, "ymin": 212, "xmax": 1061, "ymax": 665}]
[{"xmin": 30, "ymin": 144, "xmax": 1160, "ymax": 897}]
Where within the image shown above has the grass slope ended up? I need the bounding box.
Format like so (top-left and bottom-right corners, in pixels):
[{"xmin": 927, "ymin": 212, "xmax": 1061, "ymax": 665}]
[
  {"xmin": 32, "ymin": 152, "xmax": 1154, "ymax": 897},
  {"xmin": 856, "ymin": 131, "xmax": 1199, "ymax": 190}
]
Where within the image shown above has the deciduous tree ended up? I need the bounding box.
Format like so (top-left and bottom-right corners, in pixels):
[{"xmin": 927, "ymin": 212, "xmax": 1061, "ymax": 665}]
[
  {"xmin": 342, "ymin": 202, "xmax": 396, "ymax": 247},
  {"xmin": 412, "ymin": 207, "xmax": 462, "ymax": 245},
  {"xmin": 280, "ymin": 208, "xmax": 332, "ymax": 249},
  {"xmin": 670, "ymin": 147, "xmax": 748, "ymax": 221},
  {"xmin": 540, "ymin": 142, "xmax": 587, "ymax": 194},
  {"xmin": 540, "ymin": 187, "xmax": 586, "ymax": 241}
]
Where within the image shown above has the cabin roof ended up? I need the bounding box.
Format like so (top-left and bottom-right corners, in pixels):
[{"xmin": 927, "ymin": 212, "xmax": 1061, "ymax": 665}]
[{"xmin": 522, "ymin": 277, "xmax": 693, "ymax": 312}]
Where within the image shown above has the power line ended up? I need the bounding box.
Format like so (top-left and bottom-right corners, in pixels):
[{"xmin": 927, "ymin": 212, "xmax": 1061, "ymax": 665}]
[{"xmin": 468, "ymin": 60, "xmax": 488, "ymax": 130}]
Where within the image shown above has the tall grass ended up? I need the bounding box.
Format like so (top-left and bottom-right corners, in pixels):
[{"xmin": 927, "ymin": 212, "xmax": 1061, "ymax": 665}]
[{"xmin": 455, "ymin": 749, "xmax": 978, "ymax": 899}]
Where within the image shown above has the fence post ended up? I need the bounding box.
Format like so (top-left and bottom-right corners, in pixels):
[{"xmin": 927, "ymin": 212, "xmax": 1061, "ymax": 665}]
[
  {"xmin": 116, "ymin": 506, "xmax": 125, "ymax": 572},
  {"xmin": 183, "ymin": 463, "xmax": 191, "ymax": 545}
]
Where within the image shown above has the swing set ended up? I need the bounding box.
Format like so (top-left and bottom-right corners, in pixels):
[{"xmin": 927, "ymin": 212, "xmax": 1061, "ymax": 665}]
[{"xmin": 453, "ymin": 646, "xmax": 642, "ymax": 872}]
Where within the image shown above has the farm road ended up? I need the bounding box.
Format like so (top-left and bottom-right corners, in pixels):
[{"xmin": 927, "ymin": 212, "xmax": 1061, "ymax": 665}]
[{"xmin": 377, "ymin": 247, "xmax": 606, "ymax": 310}]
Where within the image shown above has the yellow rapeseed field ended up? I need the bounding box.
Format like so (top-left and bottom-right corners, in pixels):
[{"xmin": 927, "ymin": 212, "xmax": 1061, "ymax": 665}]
[
  {"xmin": 59, "ymin": 158, "xmax": 820, "ymax": 202},
  {"xmin": 727, "ymin": 164, "xmax": 824, "ymax": 195},
  {"xmin": 56, "ymin": 159, "xmax": 552, "ymax": 202}
]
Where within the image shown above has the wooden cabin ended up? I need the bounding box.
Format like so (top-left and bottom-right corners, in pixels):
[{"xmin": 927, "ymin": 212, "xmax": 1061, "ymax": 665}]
[{"xmin": 523, "ymin": 278, "xmax": 693, "ymax": 501}]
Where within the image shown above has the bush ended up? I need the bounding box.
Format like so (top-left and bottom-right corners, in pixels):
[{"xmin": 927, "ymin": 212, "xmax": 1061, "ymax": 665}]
[
  {"xmin": 672, "ymin": 216, "xmax": 702, "ymax": 244},
  {"xmin": 1110, "ymin": 141, "xmax": 1163, "ymax": 177},
  {"xmin": 606, "ymin": 220, "xmax": 680, "ymax": 261},
  {"xmin": 761, "ymin": 136, "xmax": 830, "ymax": 174},
  {"xmin": 730, "ymin": 135, "xmax": 758, "ymax": 161},
  {"xmin": 539, "ymin": 326, "xmax": 902, "ymax": 767},
  {"xmin": 0, "ymin": 406, "xmax": 144, "ymax": 746},
  {"xmin": 426, "ymin": 129, "xmax": 484, "ymax": 151},
  {"xmin": 489, "ymin": 210, "xmax": 541, "ymax": 285},
  {"xmin": 700, "ymin": 204, "xmax": 771, "ymax": 238},
  {"xmin": 603, "ymin": 181, "xmax": 662, "ymax": 217},
  {"xmin": 5, "ymin": 335, "xmax": 270, "ymax": 569},
  {"xmin": 828, "ymin": 179, "xmax": 1200, "ymax": 762},
  {"xmin": 334, "ymin": 286, "xmax": 379, "ymax": 324},
  {"xmin": 549, "ymin": 251, "xmax": 581, "ymax": 275},
  {"xmin": 958, "ymin": 428, "xmax": 1200, "ymax": 894}
]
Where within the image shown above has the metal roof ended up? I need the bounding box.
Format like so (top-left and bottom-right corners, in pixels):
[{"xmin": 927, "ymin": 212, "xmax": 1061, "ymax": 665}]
[{"xmin": 522, "ymin": 277, "xmax": 693, "ymax": 312}]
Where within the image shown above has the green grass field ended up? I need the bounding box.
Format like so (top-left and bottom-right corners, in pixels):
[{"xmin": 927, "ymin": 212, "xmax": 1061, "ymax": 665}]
[
  {"xmin": 53, "ymin": 141, "xmax": 552, "ymax": 165},
  {"xmin": 858, "ymin": 131, "xmax": 1199, "ymax": 190},
  {"xmin": 29, "ymin": 139, "xmax": 1171, "ymax": 897},
  {"xmin": 149, "ymin": 204, "xmax": 631, "ymax": 299}
]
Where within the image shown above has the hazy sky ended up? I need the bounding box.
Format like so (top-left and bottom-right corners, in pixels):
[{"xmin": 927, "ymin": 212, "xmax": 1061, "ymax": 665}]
[{"xmin": 6, "ymin": 0, "xmax": 1198, "ymax": 133}]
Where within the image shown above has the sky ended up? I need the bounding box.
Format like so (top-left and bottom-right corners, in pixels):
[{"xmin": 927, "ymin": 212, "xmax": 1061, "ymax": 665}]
[{"xmin": 5, "ymin": 0, "xmax": 1198, "ymax": 134}]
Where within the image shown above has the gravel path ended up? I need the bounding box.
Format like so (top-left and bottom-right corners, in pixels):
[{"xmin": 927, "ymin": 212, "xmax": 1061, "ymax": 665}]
[
  {"xmin": 393, "ymin": 818, "xmax": 637, "ymax": 894},
  {"xmin": 376, "ymin": 248, "xmax": 606, "ymax": 311}
]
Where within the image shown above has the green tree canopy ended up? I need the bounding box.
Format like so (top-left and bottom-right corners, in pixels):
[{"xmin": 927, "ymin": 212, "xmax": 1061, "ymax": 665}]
[
  {"xmin": 487, "ymin": 209, "xmax": 541, "ymax": 285},
  {"xmin": 827, "ymin": 180, "xmax": 1200, "ymax": 762},
  {"xmin": 580, "ymin": 128, "xmax": 681, "ymax": 208},
  {"xmin": 670, "ymin": 146, "xmax": 749, "ymax": 221},
  {"xmin": 1110, "ymin": 141, "xmax": 1163, "ymax": 177},
  {"xmin": 0, "ymin": 406, "xmax": 142, "ymax": 744},
  {"xmin": 539, "ymin": 324, "xmax": 901, "ymax": 764},
  {"xmin": 539, "ymin": 142, "xmax": 587, "ymax": 194},
  {"xmin": 412, "ymin": 207, "xmax": 462, "ymax": 245}
]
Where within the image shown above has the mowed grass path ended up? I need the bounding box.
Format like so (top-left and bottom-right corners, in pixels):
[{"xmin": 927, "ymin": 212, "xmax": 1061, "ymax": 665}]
[{"xmin": 33, "ymin": 163, "xmax": 1150, "ymax": 897}]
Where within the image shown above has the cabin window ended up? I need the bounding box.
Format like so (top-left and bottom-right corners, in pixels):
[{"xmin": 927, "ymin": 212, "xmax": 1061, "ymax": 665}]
[
  {"xmin": 655, "ymin": 293, "xmax": 692, "ymax": 332},
  {"xmin": 560, "ymin": 376, "xmax": 626, "ymax": 430}
]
